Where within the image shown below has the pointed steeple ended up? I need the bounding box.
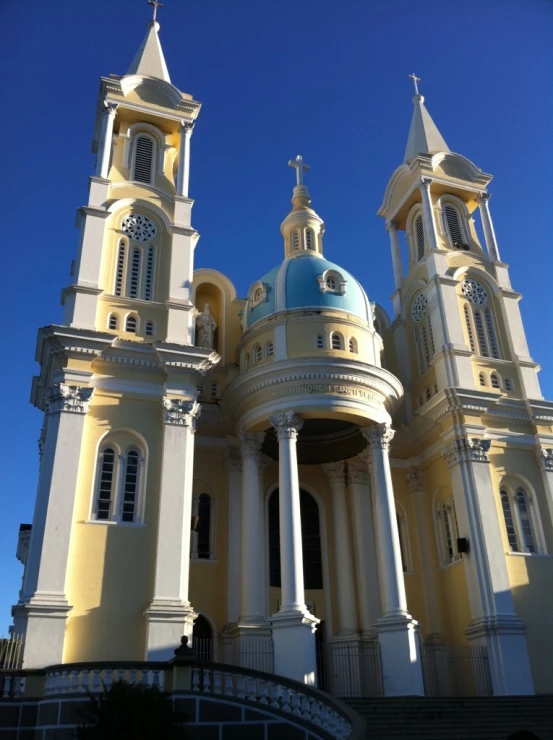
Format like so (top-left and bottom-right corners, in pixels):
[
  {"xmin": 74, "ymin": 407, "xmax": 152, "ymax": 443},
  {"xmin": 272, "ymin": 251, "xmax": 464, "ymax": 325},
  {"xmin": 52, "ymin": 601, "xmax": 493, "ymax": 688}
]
[
  {"xmin": 403, "ymin": 75, "xmax": 449, "ymax": 162},
  {"xmin": 126, "ymin": 20, "xmax": 171, "ymax": 82}
]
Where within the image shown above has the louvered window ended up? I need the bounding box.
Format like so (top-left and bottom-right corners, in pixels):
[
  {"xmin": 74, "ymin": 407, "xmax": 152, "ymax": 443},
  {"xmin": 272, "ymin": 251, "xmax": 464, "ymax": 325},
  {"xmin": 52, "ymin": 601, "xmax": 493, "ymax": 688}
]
[
  {"xmin": 128, "ymin": 248, "xmax": 142, "ymax": 299},
  {"xmin": 504, "ymin": 378, "xmax": 513, "ymax": 391},
  {"xmin": 479, "ymin": 373, "xmax": 486, "ymax": 386},
  {"xmin": 145, "ymin": 321, "xmax": 154, "ymax": 336},
  {"xmin": 133, "ymin": 135, "xmax": 154, "ymax": 184},
  {"xmin": 254, "ymin": 345, "xmax": 262, "ymax": 363},
  {"xmin": 415, "ymin": 215, "xmax": 425, "ymax": 262},
  {"xmin": 292, "ymin": 231, "xmax": 300, "ymax": 251},
  {"xmin": 501, "ymin": 490, "xmax": 519, "ymax": 552},
  {"xmin": 485, "ymin": 309, "xmax": 500, "ymax": 358},
  {"xmin": 421, "ymin": 325, "xmax": 431, "ymax": 366},
  {"xmin": 143, "ymin": 247, "xmax": 155, "ymax": 301},
  {"xmin": 316, "ymin": 334, "xmax": 324, "ymax": 349},
  {"xmin": 108, "ymin": 314, "xmax": 118, "ymax": 330},
  {"xmin": 414, "ymin": 329, "xmax": 425, "ymax": 374},
  {"xmin": 211, "ymin": 383, "xmax": 218, "ymax": 398},
  {"xmin": 266, "ymin": 341, "xmax": 274, "ymax": 357},
  {"xmin": 96, "ymin": 448, "xmax": 116, "ymax": 520},
  {"xmin": 121, "ymin": 450, "xmax": 140, "ymax": 523},
  {"xmin": 444, "ymin": 204, "xmax": 464, "ymax": 247},
  {"xmin": 442, "ymin": 504, "xmax": 454, "ymax": 563},
  {"xmin": 115, "ymin": 241, "xmax": 126, "ymax": 296},
  {"xmin": 473, "ymin": 311, "xmax": 489, "ymax": 357},
  {"xmin": 331, "ymin": 333, "xmax": 343, "ymax": 350},
  {"xmin": 426, "ymin": 316, "xmax": 435, "ymax": 355},
  {"xmin": 126, "ymin": 315, "xmax": 137, "ymax": 333},
  {"xmin": 491, "ymin": 373, "xmax": 500, "ymax": 389},
  {"xmin": 515, "ymin": 492, "xmax": 536, "ymax": 553},
  {"xmin": 306, "ymin": 229, "xmax": 314, "ymax": 250},
  {"xmin": 464, "ymin": 305, "xmax": 475, "ymax": 353}
]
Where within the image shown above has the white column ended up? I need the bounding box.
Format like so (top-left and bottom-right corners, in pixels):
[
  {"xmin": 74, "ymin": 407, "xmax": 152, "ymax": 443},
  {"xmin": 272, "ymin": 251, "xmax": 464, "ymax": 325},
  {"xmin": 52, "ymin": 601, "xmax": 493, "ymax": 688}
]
[
  {"xmin": 385, "ymin": 220, "xmax": 404, "ymax": 290},
  {"xmin": 176, "ymin": 121, "xmax": 194, "ymax": 197},
  {"xmin": 420, "ymin": 178, "xmax": 440, "ymax": 252},
  {"xmin": 166, "ymin": 225, "xmax": 197, "ymax": 344},
  {"xmin": 238, "ymin": 431, "xmax": 266, "ymax": 622},
  {"xmin": 361, "ymin": 424, "xmax": 424, "ymax": 696},
  {"xmin": 145, "ymin": 397, "xmax": 200, "ymax": 661},
  {"xmin": 442, "ymin": 436, "xmax": 534, "ymax": 695},
  {"xmin": 96, "ymin": 103, "xmax": 117, "ymax": 179},
  {"xmin": 322, "ymin": 462, "xmax": 358, "ymax": 637},
  {"xmin": 536, "ymin": 444, "xmax": 553, "ymax": 533},
  {"xmin": 225, "ymin": 444, "xmax": 242, "ymax": 625},
  {"xmin": 347, "ymin": 461, "xmax": 381, "ymax": 637},
  {"xmin": 478, "ymin": 193, "xmax": 501, "ymax": 262},
  {"xmin": 270, "ymin": 412, "xmax": 319, "ymax": 685},
  {"xmin": 13, "ymin": 384, "xmax": 93, "ymax": 669}
]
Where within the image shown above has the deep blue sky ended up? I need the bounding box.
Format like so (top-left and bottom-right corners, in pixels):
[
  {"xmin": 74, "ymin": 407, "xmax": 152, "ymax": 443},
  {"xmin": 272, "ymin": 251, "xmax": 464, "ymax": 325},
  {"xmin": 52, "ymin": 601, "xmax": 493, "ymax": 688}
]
[{"xmin": 0, "ymin": 0, "xmax": 551, "ymax": 632}]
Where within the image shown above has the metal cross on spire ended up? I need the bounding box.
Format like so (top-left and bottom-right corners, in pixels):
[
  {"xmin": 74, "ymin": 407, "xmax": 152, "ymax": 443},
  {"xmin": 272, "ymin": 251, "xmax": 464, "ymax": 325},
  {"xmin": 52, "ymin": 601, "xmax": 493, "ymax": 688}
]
[
  {"xmin": 288, "ymin": 155, "xmax": 310, "ymax": 187},
  {"xmin": 148, "ymin": 0, "xmax": 164, "ymax": 21},
  {"xmin": 409, "ymin": 73, "xmax": 421, "ymax": 95}
]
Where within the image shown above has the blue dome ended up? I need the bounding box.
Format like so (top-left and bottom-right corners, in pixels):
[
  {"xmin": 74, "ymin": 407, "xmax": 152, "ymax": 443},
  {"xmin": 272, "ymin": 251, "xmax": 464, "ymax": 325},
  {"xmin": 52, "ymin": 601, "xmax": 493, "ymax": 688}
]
[{"xmin": 245, "ymin": 254, "xmax": 372, "ymax": 329}]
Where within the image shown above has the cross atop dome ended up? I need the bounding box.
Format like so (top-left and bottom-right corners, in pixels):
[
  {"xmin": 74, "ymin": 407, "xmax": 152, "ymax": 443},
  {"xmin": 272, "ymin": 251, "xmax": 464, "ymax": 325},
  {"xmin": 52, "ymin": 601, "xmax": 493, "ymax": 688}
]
[
  {"xmin": 408, "ymin": 73, "xmax": 421, "ymax": 95},
  {"xmin": 148, "ymin": 0, "xmax": 163, "ymax": 20},
  {"xmin": 288, "ymin": 155, "xmax": 310, "ymax": 187}
]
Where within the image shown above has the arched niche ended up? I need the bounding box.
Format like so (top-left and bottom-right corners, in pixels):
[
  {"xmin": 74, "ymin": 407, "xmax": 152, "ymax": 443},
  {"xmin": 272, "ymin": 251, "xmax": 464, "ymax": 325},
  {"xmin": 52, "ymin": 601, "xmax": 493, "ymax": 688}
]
[{"xmin": 195, "ymin": 282, "xmax": 224, "ymax": 356}]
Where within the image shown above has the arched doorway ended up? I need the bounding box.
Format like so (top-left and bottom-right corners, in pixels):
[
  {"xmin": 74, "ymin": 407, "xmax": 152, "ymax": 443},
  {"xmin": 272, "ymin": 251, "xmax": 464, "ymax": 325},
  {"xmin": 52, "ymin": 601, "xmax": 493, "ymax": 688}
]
[
  {"xmin": 268, "ymin": 489, "xmax": 323, "ymax": 591},
  {"xmin": 192, "ymin": 614, "xmax": 213, "ymax": 662}
]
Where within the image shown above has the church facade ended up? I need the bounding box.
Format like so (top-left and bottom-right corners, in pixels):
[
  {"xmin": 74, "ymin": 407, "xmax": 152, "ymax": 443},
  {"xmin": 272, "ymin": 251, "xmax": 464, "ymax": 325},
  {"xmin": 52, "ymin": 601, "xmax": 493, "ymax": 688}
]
[{"xmin": 11, "ymin": 15, "xmax": 553, "ymax": 698}]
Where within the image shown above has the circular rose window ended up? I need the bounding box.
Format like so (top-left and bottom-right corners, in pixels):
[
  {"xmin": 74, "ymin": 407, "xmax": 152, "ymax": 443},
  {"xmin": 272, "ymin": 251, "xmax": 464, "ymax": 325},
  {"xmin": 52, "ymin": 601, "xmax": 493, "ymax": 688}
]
[
  {"xmin": 461, "ymin": 279, "xmax": 488, "ymax": 305},
  {"xmin": 121, "ymin": 214, "xmax": 157, "ymax": 242},
  {"xmin": 411, "ymin": 293, "xmax": 428, "ymax": 323}
]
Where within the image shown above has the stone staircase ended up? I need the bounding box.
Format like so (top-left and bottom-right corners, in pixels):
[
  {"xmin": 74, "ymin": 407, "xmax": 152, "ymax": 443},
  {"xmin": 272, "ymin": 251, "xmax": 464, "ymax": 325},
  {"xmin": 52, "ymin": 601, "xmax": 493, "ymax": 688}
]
[{"xmin": 345, "ymin": 696, "xmax": 553, "ymax": 739}]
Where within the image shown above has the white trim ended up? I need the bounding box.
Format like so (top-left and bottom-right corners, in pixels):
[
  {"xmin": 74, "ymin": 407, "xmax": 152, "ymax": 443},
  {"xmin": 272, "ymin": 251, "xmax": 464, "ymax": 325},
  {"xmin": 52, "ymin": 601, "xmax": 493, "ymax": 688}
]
[{"xmin": 108, "ymin": 199, "xmax": 172, "ymax": 230}]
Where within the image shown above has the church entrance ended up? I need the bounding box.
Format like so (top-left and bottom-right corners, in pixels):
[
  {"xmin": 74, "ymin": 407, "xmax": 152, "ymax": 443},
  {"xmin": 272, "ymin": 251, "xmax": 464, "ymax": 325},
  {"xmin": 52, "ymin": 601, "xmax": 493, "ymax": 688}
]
[{"xmin": 193, "ymin": 614, "xmax": 213, "ymax": 661}]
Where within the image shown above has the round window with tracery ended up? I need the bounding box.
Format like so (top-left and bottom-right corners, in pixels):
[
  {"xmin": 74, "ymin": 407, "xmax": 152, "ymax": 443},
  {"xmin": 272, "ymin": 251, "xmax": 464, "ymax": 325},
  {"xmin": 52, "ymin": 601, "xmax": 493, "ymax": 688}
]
[
  {"xmin": 121, "ymin": 214, "xmax": 157, "ymax": 243},
  {"xmin": 461, "ymin": 279, "xmax": 488, "ymax": 305},
  {"xmin": 411, "ymin": 293, "xmax": 428, "ymax": 323}
]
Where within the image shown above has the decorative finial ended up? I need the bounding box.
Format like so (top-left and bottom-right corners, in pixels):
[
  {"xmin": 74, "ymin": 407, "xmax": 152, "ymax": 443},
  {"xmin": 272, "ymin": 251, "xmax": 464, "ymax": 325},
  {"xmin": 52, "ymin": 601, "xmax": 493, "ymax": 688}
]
[
  {"xmin": 148, "ymin": 0, "xmax": 163, "ymax": 21},
  {"xmin": 408, "ymin": 73, "xmax": 421, "ymax": 95},
  {"xmin": 288, "ymin": 155, "xmax": 310, "ymax": 187}
]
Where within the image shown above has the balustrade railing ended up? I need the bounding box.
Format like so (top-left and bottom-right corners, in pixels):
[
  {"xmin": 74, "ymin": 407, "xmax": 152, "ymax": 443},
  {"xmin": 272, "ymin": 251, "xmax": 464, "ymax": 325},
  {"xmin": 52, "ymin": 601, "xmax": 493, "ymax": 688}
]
[{"xmin": 43, "ymin": 662, "xmax": 166, "ymax": 696}]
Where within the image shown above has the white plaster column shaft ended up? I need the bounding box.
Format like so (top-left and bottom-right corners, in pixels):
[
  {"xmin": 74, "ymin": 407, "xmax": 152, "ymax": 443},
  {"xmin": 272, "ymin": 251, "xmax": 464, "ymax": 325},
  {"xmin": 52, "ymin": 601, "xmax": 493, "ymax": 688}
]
[
  {"xmin": 166, "ymin": 226, "xmax": 197, "ymax": 344},
  {"xmin": 269, "ymin": 412, "xmax": 318, "ymax": 685},
  {"xmin": 15, "ymin": 384, "xmax": 93, "ymax": 669},
  {"xmin": 361, "ymin": 424, "xmax": 424, "ymax": 696},
  {"xmin": 478, "ymin": 193, "xmax": 501, "ymax": 262},
  {"xmin": 348, "ymin": 461, "xmax": 381, "ymax": 636},
  {"xmin": 420, "ymin": 178, "xmax": 440, "ymax": 252},
  {"xmin": 145, "ymin": 398, "xmax": 200, "ymax": 661},
  {"xmin": 442, "ymin": 437, "xmax": 534, "ymax": 695},
  {"xmin": 96, "ymin": 104, "xmax": 117, "ymax": 179},
  {"xmin": 238, "ymin": 431, "xmax": 266, "ymax": 622},
  {"xmin": 385, "ymin": 220, "xmax": 404, "ymax": 290},
  {"xmin": 322, "ymin": 462, "xmax": 358, "ymax": 636},
  {"xmin": 176, "ymin": 122, "xmax": 194, "ymax": 197},
  {"xmin": 225, "ymin": 444, "xmax": 242, "ymax": 625}
]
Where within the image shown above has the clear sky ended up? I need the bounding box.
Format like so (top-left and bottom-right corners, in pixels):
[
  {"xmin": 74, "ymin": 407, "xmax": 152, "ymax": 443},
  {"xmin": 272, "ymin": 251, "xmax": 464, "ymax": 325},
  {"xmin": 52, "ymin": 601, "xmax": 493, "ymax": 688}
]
[{"xmin": 0, "ymin": 0, "xmax": 551, "ymax": 633}]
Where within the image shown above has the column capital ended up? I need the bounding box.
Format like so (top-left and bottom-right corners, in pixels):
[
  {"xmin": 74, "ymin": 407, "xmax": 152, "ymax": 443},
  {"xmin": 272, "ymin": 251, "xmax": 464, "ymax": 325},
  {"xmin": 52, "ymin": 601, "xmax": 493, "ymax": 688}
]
[
  {"xmin": 407, "ymin": 468, "xmax": 423, "ymax": 493},
  {"xmin": 441, "ymin": 437, "xmax": 490, "ymax": 468},
  {"xmin": 420, "ymin": 177, "xmax": 433, "ymax": 188},
  {"xmin": 358, "ymin": 447, "xmax": 372, "ymax": 470},
  {"xmin": 347, "ymin": 461, "xmax": 369, "ymax": 485},
  {"xmin": 478, "ymin": 191, "xmax": 492, "ymax": 203},
  {"xmin": 238, "ymin": 430, "xmax": 265, "ymax": 458},
  {"xmin": 180, "ymin": 120, "xmax": 195, "ymax": 135},
  {"xmin": 162, "ymin": 397, "xmax": 201, "ymax": 429},
  {"xmin": 47, "ymin": 384, "xmax": 94, "ymax": 415},
  {"xmin": 103, "ymin": 102, "xmax": 118, "ymax": 118},
  {"xmin": 322, "ymin": 461, "xmax": 346, "ymax": 485},
  {"xmin": 225, "ymin": 445, "xmax": 242, "ymax": 473},
  {"xmin": 537, "ymin": 448, "xmax": 553, "ymax": 472},
  {"xmin": 361, "ymin": 423, "xmax": 395, "ymax": 451},
  {"xmin": 270, "ymin": 412, "xmax": 303, "ymax": 441},
  {"xmin": 385, "ymin": 219, "xmax": 398, "ymax": 233}
]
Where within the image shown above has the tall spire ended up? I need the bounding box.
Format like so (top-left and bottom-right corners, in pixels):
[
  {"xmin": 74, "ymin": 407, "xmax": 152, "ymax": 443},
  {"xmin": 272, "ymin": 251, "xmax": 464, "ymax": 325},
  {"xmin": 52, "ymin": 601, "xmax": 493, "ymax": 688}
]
[
  {"xmin": 403, "ymin": 74, "xmax": 449, "ymax": 162},
  {"xmin": 126, "ymin": 4, "xmax": 171, "ymax": 83}
]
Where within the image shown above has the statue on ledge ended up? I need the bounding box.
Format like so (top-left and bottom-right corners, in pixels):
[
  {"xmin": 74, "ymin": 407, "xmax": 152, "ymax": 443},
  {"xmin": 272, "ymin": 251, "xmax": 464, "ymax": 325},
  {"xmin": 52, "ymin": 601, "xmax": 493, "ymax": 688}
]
[{"xmin": 196, "ymin": 304, "xmax": 217, "ymax": 349}]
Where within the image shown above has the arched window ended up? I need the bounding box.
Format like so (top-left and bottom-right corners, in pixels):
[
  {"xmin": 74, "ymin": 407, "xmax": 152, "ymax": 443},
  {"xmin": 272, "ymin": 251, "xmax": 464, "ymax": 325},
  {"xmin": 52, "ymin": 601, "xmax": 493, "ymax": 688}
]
[
  {"xmin": 326, "ymin": 276, "xmax": 337, "ymax": 291},
  {"xmin": 306, "ymin": 229, "xmax": 315, "ymax": 250},
  {"xmin": 461, "ymin": 279, "xmax": 501, "ymax": 359},
  {"xmin": 128, "ymin": 248, "xmax": 142, "ymax": 299},
  {"xmin": 414, "ymin": 214, "xmax": 425, "ymax": 262},
  {"xmin": 292, "ymin": 230, "xmax": 300, "ymax": 251},
  {"xmin": 425, "ymin": 387, "xmax": 431, "ymax": 402},
  {"xmin": 132, "ymin": 134, "xmax": 155, "ymax": 184},
  {"xmin": 444, "ymin": 204, "xmax": 464, "ymax": 247},
  {"xmin": 125, "ymin": 315, "xmax": 137, "ymax": 333},
  {"xmin": 269, "ymin": 489, "xmax": 323, "ymax": 589},
  {"xmin": 464, "ymin": 305, "xmax": 476, "ymax": 353},
  {"xmin": 411, "ymin": 294, "xmax": 434, "ymax": 374},
  {"xmin": 121, "ymin": 449, "xmax": 141, "ymax": 523},
  {"xmin": 197, "ymin": 493, "xmax": 212, "ymax": 559},
  {"xmin": 265, "ymin": 340, "xmax": 274, "ymax": 357},
  {"xmin": 501, "ymin": 486, "xmax": 543, "ymax": 554},
  {"xmin": 485, "ymin": 309, "xmax": 500, "ymax": 358},
  {"xmin": 95, "ymin": 448, "xmax": 116, "ymax": 520},
  {"xmin": 143, "ymin": 247, "xmax": 155, "ymax": 301},
  {"xmin": 316, "ymin": 334, "xmax": 325, "ymax": 349},
  {"xmin": 254, "ymin": 288, "xmax": 263, "ymax": 303},
  {"xmin": 479, "ymin": 372, "xmax": 486, "ymax": 386},
  {"xmin": 490, "ymin": 373, "xmax": 500, "ymax": 389},
  {"xmin": 331, "ymin": 332, "xmax": 343, "ymax": 350},
  {"xmin": 253, "ymin": 344, "xmax": 262, "ymax": 363},
  {"xmin": 504, "ymin": 377, "xmax": 513, "ymax": 391},
  {"xmin": 108, "ymin": 314, "xmax": 118, "ymax": 330},
  {"xmin": 145, "ymin": 320, "xmax": 154, "ymax": 337},
  {"xmin": 114, "ymin": 240, "xmax": 126, "ymax": 296},
  {"xmin": 348, "ymin": 337, "xmax": 357, "ymax": 353}
]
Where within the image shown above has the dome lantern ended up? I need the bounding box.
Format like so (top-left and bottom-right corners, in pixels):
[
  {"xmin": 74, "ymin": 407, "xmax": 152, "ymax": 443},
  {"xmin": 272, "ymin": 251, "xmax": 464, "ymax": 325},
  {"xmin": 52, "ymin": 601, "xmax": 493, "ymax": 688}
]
[{"xmin": 281, "ymin": 156, "xmax": 325, "ymax": 259}]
